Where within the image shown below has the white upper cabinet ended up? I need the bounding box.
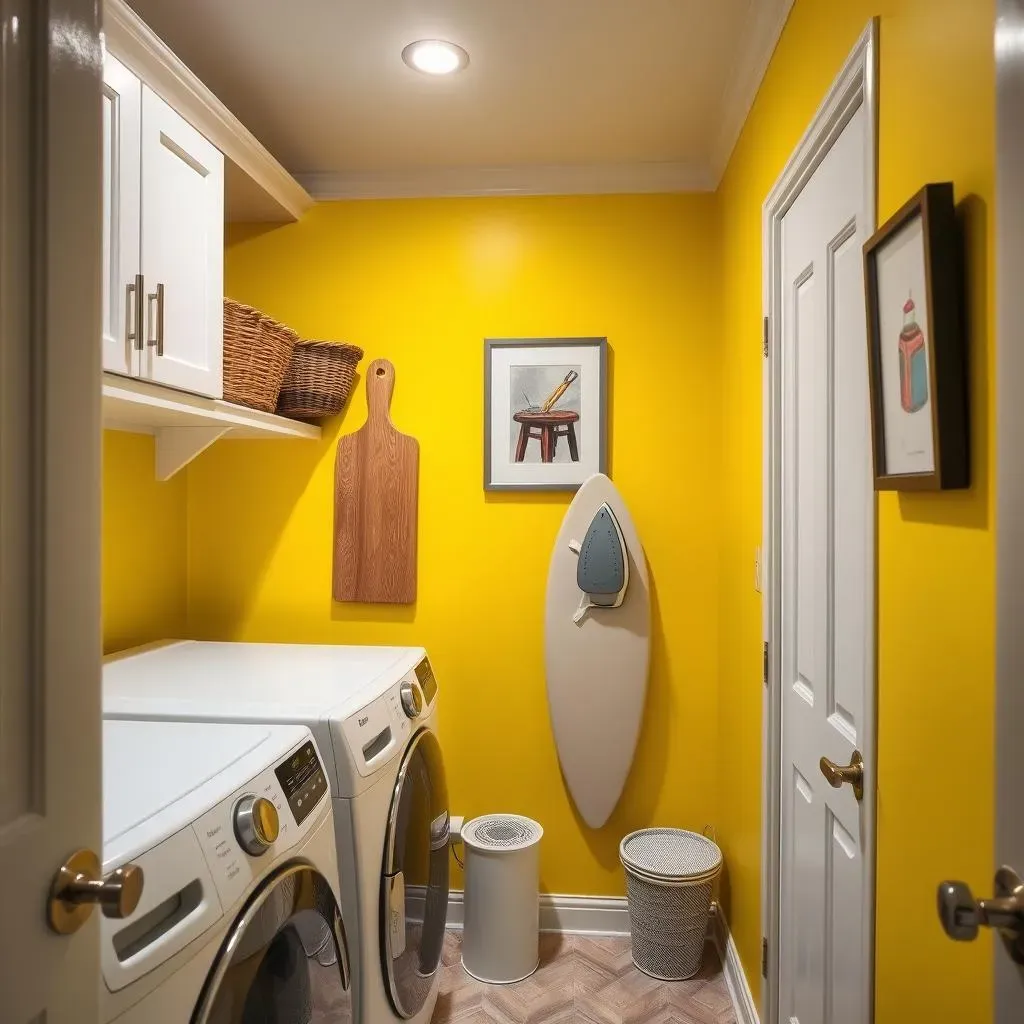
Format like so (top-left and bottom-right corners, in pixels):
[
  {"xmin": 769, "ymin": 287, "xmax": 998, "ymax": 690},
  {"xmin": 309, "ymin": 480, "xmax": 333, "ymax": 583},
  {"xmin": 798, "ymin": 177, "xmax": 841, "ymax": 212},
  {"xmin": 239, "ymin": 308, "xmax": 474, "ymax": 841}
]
[
  {"xmin": 140, "ymin": 88, "xmax": 224, "ymax": 398},
  {"xmin": 101, "ymin": 56, "xmax": 224, "ymax": 399},
  {"xmin": 101, "ymin": 54, "xmax": 141, "ymax": 378}
]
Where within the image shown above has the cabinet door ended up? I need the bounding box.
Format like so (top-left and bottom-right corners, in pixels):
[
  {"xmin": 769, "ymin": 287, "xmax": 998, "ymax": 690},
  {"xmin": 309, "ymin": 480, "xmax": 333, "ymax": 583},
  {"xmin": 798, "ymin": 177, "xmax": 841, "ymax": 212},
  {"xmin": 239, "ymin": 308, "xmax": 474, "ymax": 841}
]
[
  {"xmin": 101, "ymin": 54, "xmax": 141, "ymax": 377},
  {"xmin": 140, "ymin": 87, "xmax": 224, "ymax": 398}
]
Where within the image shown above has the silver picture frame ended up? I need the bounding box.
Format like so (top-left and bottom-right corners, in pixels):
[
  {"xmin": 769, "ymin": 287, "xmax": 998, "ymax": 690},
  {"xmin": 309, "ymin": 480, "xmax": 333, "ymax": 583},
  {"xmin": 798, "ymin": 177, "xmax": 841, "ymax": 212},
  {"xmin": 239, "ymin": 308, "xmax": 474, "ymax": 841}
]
[{"xmin": 484, "ymin": 337, "xmax": 608, "ymax": 492}]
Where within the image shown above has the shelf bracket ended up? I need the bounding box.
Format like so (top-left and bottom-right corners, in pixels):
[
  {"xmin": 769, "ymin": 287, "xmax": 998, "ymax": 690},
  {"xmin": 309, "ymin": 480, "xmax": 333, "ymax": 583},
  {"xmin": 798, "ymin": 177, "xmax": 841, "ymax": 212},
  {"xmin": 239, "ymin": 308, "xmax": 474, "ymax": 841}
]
[{"xmin": 155, "ymin": 426, "xmax": 230, "ymax": 480}]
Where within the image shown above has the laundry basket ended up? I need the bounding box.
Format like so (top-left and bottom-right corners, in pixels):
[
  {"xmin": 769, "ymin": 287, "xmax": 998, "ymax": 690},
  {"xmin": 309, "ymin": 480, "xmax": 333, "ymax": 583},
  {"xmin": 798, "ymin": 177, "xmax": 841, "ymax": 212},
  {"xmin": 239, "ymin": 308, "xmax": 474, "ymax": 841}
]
[
  {"xmin": 461, "ymin": 815, "xmax": 543, "ymax": 984},
  {"xmin": 619, "ymin": 828, "xmax": 723, "ymax": 981}
]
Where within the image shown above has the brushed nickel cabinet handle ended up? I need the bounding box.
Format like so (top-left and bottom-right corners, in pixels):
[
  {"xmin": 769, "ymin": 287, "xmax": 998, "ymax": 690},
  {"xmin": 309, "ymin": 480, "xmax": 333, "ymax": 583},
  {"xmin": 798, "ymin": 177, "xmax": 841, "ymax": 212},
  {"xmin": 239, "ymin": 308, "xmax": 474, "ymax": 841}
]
[
  {"xmin": 147, "ymin": 281, "xmax": 164, "ymax": 356},
  {"xmin": 126, "ymin": 273, "xmax": 143, "ymax": 350}
]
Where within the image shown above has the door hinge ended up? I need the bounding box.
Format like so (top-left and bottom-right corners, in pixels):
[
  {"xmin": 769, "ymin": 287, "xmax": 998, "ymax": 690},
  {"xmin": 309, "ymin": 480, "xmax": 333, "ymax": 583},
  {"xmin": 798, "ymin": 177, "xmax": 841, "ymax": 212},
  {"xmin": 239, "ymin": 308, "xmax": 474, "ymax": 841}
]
[
  {"xmin": 762, "ymin": 936, "xmax": 769, "ymax": 978},
  {"xmin": 763, "ymin": 641, "xmax": 769, "ymax": 687},
  {"xmin": 762, "ymin": 316, "xmax": 769, "ymax": 358}
]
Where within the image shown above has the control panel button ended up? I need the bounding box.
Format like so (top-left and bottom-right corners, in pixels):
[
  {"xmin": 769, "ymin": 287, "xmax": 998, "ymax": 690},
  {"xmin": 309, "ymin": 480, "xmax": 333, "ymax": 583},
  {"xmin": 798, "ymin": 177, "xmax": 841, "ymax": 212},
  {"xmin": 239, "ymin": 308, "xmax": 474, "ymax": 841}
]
[
  {"xmin": 234, "ymin": 795, "xmax": 280, "ymax": 856},
  {"xmin": 400, "ymin": 680, "xmax": 424, "ymax": 719}
]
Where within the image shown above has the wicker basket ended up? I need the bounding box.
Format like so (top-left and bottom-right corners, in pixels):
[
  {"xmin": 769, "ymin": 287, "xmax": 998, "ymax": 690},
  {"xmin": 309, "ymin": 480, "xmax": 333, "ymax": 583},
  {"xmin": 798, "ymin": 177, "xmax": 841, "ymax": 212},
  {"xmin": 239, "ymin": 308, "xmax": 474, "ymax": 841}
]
[
  {"xmin": 223, "ymin": 298, "xmax": 299, "ymax": 412},
  {"xmin": 276, "ymin": 340, "xmax": 364, "ymax": 421}
]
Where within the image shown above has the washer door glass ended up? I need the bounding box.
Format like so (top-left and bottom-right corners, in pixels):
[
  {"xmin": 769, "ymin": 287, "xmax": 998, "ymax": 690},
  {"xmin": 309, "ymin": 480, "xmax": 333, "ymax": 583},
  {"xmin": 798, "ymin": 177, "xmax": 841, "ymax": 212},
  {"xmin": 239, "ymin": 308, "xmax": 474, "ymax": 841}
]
[
  {"xmin": 382, "ymin": 728, "xmax": 450, "ymax": 1019},
  {"xmin": 192, "ymin": 862, "xmax": 351, "ymax": 1024}
]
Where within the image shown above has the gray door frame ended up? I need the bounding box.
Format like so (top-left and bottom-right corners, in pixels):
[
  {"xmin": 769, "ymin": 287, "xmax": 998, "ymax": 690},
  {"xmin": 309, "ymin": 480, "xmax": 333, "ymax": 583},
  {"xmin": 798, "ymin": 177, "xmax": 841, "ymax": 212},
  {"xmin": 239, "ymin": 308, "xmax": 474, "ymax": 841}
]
[{"xmin": 996, "ymin": 2, "xmax": 1024, "ymax": 1020}]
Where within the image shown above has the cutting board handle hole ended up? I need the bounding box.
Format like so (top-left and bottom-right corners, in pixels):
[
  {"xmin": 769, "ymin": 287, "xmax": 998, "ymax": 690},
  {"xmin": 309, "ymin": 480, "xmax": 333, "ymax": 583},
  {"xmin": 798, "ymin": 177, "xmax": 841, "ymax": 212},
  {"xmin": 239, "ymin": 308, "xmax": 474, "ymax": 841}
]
[{"xmin": 375, "ymin": 366, "xmax": 386, "ymax": 376}]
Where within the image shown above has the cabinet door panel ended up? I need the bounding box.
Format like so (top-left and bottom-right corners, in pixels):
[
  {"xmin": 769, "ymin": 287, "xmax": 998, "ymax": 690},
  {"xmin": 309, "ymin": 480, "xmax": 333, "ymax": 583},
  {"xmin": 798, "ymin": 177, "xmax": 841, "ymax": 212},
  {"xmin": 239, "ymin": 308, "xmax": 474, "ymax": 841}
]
[
  {"xmin": 101, "ymin": 53, "xmax": 140, "ymax": 377},
  {"xmin": 141, "ymin": 87, "xmax": 223, "ymax": 398}
]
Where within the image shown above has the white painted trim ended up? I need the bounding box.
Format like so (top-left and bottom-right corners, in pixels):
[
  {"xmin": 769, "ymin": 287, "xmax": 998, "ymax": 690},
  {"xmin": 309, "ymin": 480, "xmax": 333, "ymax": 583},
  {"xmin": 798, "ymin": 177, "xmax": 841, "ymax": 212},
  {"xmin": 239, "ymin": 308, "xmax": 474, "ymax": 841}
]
[
  {"xmin": 103, "ymin": 0, "xmax": 313, "ymax": 222},
  {"xmin": 297, "ymin": 161, "xmax": 714, "ymax": 201},
  {"xmin": 709, "ymin": 0, "xmax": 796, "ymax": 185},
  {"xmin": 418, "ymin": 890, "xmax": 632, "ymax": 935},
  {"xmin": 996, "ymin": 2, "xmax": 1024, "ymax": 1017},
  {"xmin": 760, "ymin": 21, "xmax": 878, "ymax": 1024},
  {"xmin": 102, "ymin": 373, "xmax": 320, "ymax": 478},
  {"xmin": 154, "ymin": 427, "xmax": 229, "ymax": 481},
  {"xmin": 710, "ymin": 907, "xmax": 760, "ymax": 1024}
]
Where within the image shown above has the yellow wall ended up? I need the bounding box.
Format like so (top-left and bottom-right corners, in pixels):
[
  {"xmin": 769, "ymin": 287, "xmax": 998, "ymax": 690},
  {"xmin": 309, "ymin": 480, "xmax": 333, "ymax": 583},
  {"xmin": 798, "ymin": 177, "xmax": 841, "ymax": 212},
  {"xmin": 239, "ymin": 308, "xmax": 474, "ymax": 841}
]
[
  {"xmin": 186, "ymin": 194, "xmax": 723, "ymax": 895},
  {"xmin": 100, "ymin": 6, "xmax": 996, "ymax": 1013},
  {"xmin": 716, "ymin": 0, "xmax": 995, "ymax": 1018},
  {"xmin": 102, "ymin": 431, "xmax": 188, "ymax": 653}
]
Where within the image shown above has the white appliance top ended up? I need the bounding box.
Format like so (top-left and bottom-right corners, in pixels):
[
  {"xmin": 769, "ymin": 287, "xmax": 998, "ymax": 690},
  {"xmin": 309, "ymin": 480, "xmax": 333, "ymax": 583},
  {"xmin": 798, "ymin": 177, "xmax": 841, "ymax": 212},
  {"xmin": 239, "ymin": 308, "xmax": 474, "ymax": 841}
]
[
  {"xmin": 103, "ymin": 640, "xmax": 424, "ymax": 721},
  {"xmin": 103, "ymin": 719, "xmax": 307, "ymax": 855}
]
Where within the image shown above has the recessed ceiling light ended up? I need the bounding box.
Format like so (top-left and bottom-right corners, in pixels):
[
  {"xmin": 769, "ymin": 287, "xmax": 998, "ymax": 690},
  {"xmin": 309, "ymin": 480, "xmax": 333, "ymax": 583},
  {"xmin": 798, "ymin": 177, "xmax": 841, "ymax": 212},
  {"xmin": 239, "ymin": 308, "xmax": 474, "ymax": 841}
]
[{"xmin": 402, "ymin": 39, "xmax": 469, "ymax": 76}]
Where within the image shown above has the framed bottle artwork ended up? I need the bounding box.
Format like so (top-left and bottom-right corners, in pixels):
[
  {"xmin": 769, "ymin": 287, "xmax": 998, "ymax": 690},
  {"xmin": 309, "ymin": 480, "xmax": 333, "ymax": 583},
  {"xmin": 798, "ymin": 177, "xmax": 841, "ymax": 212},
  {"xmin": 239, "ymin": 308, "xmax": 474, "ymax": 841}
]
[{"xmin": 862, "ymin": 182, "xmax": 969, "ymax": 490}]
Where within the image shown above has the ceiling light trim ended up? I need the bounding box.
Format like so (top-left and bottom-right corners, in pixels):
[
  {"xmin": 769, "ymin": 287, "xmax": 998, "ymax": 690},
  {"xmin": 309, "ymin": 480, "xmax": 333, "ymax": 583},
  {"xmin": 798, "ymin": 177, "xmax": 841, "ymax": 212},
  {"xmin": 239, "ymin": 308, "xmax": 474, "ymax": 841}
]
[
  {"xmin": 402, "ymin": 39, "xmax": 469, "ymax": 75},
  {"xmin": 297, "ymin": 162, "xmax": 715, "ymax": 200},
  {"xmin": 708, "ymin": 0, "xmax": 796, "ymax": 187}
]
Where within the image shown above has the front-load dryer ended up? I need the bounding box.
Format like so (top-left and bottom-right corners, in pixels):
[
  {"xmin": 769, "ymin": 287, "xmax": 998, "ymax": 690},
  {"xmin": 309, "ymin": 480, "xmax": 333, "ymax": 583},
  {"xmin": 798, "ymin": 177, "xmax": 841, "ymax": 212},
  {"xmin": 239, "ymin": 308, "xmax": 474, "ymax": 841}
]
[
  {"xmin": 103, "ymin": 641, "xmax": 449, "ymax": 1024},
  {"xmin": 100, "ymin": 718, "xmax": 351, "ymax": 1023}
]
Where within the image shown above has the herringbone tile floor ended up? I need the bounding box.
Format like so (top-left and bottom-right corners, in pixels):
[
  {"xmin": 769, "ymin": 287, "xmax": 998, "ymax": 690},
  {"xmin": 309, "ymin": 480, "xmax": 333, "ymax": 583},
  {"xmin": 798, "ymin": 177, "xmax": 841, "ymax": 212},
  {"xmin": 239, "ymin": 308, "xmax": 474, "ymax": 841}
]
[{"xmin": 431, "ymin": 931, "xmax": 736, "ymax": 1024}]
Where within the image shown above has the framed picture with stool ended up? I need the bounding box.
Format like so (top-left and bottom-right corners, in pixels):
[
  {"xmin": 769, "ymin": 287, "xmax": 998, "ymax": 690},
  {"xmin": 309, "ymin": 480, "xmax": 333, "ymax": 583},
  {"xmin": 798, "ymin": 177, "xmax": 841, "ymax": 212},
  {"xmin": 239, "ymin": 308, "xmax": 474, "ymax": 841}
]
[{"xmin": 484, "ymin": 337, "xmax": 608, "ymax": 491}]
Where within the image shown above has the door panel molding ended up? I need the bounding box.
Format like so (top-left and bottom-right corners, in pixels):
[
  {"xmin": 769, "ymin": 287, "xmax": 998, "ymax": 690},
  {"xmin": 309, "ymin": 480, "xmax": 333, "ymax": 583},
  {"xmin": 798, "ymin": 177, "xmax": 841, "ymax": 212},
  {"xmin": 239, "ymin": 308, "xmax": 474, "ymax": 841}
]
[{"xmin": 761, "ymin": 21, "xmax": 878, "ymax": 1024}]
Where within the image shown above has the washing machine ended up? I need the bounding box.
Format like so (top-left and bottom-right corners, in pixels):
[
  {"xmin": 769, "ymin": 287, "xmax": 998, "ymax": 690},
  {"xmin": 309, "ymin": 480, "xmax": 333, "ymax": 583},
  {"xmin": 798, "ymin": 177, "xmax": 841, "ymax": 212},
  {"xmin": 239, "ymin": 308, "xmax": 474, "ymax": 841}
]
[
  {"xmin": 99, "ymin": 717, "xmax": 351, "ymax": 1023},
  {"xmin": 102, "ymin": 641, "xmax": 450, "ymax": 1024}
]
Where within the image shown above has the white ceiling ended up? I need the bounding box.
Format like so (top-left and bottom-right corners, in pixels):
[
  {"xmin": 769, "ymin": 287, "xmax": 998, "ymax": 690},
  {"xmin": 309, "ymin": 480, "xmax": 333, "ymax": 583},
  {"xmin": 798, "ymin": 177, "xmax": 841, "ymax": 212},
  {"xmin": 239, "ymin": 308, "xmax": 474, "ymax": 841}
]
[{"xmin": 124, "ymin": 0, "xmax": 792, "ymax": 197}]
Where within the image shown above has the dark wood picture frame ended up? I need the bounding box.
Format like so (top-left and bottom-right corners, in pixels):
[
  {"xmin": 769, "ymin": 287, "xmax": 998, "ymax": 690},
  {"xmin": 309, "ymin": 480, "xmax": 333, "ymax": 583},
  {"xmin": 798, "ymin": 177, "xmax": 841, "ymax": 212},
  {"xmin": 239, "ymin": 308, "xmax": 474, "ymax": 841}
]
[
  {"xmin": 862, "ymin": 182, "xmax": 968, "ymax": 490},
  {"xmin": 483, "ymin": 337, "xmax": 608, "ymax": 492}
]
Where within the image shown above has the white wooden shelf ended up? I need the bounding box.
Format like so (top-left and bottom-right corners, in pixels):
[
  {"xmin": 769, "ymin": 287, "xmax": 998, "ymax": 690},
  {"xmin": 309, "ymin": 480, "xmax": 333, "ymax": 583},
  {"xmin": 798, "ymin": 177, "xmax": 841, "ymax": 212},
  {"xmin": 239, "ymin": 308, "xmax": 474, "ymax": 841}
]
[
  {"xmin": 104, "ymin": 0, "xmax": 313, "ymax": 223},
  {"xmin": 103, "ymin": 374, "xmax": 320, "ymax": 480}
]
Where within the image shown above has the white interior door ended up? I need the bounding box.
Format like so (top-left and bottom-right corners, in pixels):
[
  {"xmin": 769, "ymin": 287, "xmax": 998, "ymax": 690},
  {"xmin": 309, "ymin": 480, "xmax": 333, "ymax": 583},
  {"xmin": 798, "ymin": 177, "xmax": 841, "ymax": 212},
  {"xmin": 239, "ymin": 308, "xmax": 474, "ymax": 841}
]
[
  {"xmin": 984, "ymin": 2, "xmax": 1024, "ymax": 1019},
  {"xmin": 140, "ymin": 85, "xmax": 223, "ymax": 398},
  {"xmin": 101, "ymin": 52, "xmax": 141, "ymax": 377},
  {"xmin": 0, "ymin": 0, "xmax": 104, "ymax": 1020},
  {"xmin": 777, "ymin": 102, "xmax": 875, "ymax": 1024}
]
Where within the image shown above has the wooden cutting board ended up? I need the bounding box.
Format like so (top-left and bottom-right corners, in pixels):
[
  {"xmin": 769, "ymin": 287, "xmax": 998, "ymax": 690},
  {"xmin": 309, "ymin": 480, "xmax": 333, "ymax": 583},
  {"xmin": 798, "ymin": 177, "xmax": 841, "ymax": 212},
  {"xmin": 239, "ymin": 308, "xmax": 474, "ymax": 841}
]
[{"xmin": 333, "ymin": 359, "xmax": 419, "ymax": 603}]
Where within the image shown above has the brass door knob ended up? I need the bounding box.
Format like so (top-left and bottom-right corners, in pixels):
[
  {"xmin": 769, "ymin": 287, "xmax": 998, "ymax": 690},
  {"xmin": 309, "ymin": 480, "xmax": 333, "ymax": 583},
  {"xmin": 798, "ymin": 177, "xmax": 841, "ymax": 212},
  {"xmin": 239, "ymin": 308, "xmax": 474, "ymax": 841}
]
[
  {"xmin": 819, "ymin": 749, "xmax": 865, "ymax": 801},
  {"xmin": 48, "ymin": 848, "xmax": 144, "ymax": 935}
]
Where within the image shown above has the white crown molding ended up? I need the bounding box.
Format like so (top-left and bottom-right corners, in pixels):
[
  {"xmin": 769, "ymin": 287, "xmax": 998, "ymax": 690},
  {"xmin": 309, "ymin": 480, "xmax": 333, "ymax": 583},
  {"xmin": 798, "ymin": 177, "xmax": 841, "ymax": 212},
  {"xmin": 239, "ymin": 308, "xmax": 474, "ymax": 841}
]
[
  {"xmin": 710, "ymin": 906, "xmax": 760, "ymax": 1024},
  {"xmin": 103, "ymin": 0, "xmax": 313, "ymax": 222},
  {"xmin": 297, "ymin": 161, "xmax": 715, "ymax": 201},
  {"xmin": 708, "ymin": 0, "xmax": 796, "ymax": 187}
]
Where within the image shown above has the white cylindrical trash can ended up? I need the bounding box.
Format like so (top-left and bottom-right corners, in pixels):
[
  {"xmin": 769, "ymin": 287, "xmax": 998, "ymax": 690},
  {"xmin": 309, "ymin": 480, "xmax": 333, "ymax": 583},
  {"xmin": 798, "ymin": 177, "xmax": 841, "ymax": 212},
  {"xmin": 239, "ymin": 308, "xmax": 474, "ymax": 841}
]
[{"xmin": 461, "ymin": 814, "xmax": 543, "ymax": 984}]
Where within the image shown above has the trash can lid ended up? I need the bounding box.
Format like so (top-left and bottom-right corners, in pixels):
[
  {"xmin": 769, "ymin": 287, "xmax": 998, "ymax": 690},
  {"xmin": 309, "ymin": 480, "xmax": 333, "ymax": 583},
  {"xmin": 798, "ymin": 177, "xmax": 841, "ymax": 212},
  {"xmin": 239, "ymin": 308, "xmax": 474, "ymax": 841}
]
[
  {"xmin": 463, "ymin": 814, "xmax": 543, "ymax": 852},
  {"xmin": 619, "ymin": 828, "xmax": 722, "ymax": 881}
]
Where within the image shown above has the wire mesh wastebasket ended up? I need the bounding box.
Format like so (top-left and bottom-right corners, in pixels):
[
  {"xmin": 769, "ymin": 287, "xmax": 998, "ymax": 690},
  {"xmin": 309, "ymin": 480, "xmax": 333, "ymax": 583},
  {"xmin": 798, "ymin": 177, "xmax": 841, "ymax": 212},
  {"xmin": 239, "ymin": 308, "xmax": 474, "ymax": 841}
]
[{"xmin": 619, "ymin": 828, "xmax": 723, "ymax": 981}]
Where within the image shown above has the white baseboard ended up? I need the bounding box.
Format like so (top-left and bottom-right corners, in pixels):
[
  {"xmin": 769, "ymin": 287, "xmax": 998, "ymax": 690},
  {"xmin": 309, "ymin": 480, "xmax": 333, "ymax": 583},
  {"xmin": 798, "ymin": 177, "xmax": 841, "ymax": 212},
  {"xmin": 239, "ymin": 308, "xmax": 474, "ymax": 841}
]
[
  {"xmin": 407, "ymin": 887, "xmax": 631, "ymax": 935},
  {"xmin": 710, "ymin": 906, "xmax": 760, "ymax": 1024},
  {"xmin": 441, "ymin": 890, "xmax": 632, "ymax": 936}
]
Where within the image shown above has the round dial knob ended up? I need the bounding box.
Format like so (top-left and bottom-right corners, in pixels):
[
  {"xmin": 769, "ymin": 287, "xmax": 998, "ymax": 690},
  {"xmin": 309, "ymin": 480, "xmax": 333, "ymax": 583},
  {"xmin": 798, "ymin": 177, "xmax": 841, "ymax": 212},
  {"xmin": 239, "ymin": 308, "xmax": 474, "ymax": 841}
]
[
  {"xmin": 400, "ymin": 680, "xmax": 424, "ymax": 719},
  {"xmin": 234, "ymin": 795, "xmax": 280, "ymax": 856}
]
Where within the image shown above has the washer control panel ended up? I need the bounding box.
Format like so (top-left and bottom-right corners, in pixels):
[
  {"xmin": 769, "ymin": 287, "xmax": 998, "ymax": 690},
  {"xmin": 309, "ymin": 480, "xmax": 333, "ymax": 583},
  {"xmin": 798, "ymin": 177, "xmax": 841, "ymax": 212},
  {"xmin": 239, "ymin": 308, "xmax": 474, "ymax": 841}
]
[
  {"xmin": 274, "ymin": 739, "xmax": 327, "ymax": 826},
  {"xmin": 193, "ymin": 737, "xmax": 329, "ymax": 908},
  {"xmin": 341, "ymin": 657, "xmax": 439, "ymax": 778}
]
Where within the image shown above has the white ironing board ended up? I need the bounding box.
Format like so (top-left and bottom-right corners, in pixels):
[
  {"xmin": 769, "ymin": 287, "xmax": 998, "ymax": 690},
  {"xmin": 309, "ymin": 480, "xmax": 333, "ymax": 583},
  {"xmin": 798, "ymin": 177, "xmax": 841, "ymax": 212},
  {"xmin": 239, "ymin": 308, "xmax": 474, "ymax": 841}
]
[{"xmin": 544, "ymin": 473, "xmax": 651, "ymax": 828}]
